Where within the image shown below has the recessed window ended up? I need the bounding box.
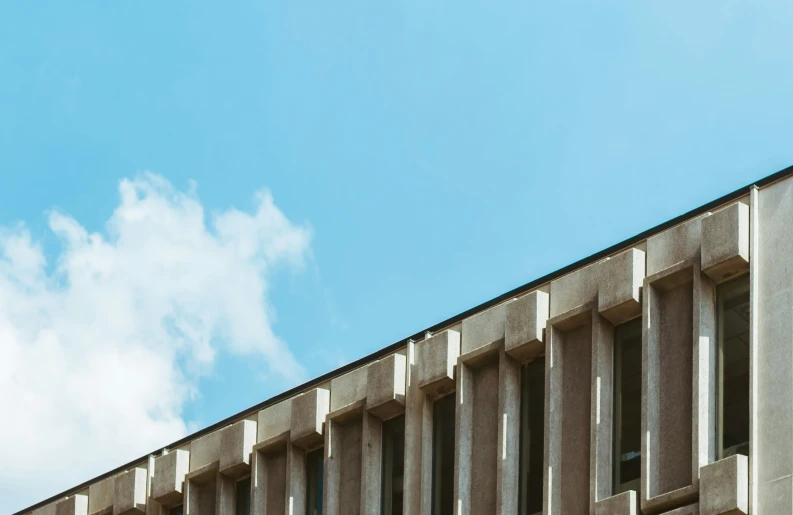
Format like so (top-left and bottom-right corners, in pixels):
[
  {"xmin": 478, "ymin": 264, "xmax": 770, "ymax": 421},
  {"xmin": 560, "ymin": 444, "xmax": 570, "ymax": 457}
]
[
  {"xmin": 613, "ymin": 317, "xmax": 642, "ymax": 495},
  {"xmin": 235, "ymin": 476, "xmax": 251, "ymax": 515},
  {"xmin": 718, "ymin": 275, "xmax": 750, "ymax": 459},
  {"xmin": 306, "ymin": 449, "xmax": 324, "ymax": 515},
  {"xmin": 168, "ymin": 505, "xmax": 183, "ymax": 515},
  {"xmin": 381, "ymin": 414, "xmax": 405, "ymax": 515},
  {"xmin": 519, "ymin": 358, "xmax": 545, "ymax": 515},
  {"xmin": 431, "ymin": 394, "xmax": 455, "ymax": 515}
]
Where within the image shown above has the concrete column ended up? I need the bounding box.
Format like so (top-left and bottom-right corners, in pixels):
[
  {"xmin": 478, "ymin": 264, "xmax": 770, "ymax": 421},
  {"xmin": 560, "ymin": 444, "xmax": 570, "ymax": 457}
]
[
  {"xmin": 251, "ymin": 434, "xmax": 289, "ymax": 515},
  {"xmin": 404, "ymin": 331, "xmax": 460, "ymax": 515},
  {"xmin": 544, "ymin": 304, "xmax": 595, "ymax": 515},
  {"xmin": 755, "ymin": 178, "xmax": 793, "ymax": 513}
]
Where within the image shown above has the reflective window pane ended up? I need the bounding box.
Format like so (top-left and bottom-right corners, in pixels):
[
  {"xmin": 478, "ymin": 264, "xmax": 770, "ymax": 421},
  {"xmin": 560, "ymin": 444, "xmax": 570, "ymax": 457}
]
[
  {"xmin": 306, "ymin": 449, "xmax": 324, "ymax": 515},
  {"xmin": 718, "ymin": 275, "xmax": 750, "ymax": 459},
  {"xmin": 519, "ymin": 358, "xmax": 545, "ymax": 515},
  {"xmin": 235, "ymin": 476, "xmax": 251, "ymax": 515},
  {"xmin": 431, "ymin": 394, "xmax": 455, "ymax": 515},
  {"xmin": 381, "ymin": 414, "xmax": 405, "ymax": 515},
  {"xmin": 613, "ymin": 317, "xmax": 642, "ymax": 494}
]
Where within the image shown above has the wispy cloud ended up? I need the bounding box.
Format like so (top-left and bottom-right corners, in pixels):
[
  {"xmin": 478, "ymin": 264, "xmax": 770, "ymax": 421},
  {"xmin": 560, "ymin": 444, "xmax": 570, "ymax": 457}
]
[{"xmin": 0, "ymin": 173, "xmax": 312, "ymax": 513}]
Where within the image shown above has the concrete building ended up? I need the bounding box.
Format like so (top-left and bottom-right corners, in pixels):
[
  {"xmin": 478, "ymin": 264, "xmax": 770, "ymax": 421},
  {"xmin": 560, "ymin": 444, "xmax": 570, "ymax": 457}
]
[{"xmin": 18, "ymin": 165, "xmax": 793, "ymax": 515}]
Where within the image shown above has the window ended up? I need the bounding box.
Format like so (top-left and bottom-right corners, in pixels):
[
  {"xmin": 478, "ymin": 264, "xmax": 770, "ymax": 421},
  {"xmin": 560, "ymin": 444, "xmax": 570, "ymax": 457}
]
[
  {"xmin": 718, "ymin": 275, "xmax": 750, "ymax": 459},
  {"xmin": 235, "ymin": 476, "xmax": 251, "ymax": 515},
  {"xmin": 519, "ymin": 358, "xmax": 545, "ymax": 515},
  {"xmin": 431, "ymin": 394, "xmax": 455, "ymax": 515},
  {"xmin": 613, "ymin": 317, "xmax": 642, "ymax": 494},
  {"xmin": 168, "ymin": 506, "xmax": 183, "ymax": 515},
  {"xmin": 381, "ymin": 414, "xmax": 405, "ymax": 515},
  {"xmin": 306, "ymin": 449, "xmax": 324, "ymax": 515}
]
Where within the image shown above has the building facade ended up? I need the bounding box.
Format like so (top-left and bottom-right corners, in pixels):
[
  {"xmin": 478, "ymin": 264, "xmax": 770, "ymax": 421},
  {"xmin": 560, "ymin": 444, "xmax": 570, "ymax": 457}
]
[{"xmin": 18, "ymin": 167, "xmax": 793, "ymax": 515}]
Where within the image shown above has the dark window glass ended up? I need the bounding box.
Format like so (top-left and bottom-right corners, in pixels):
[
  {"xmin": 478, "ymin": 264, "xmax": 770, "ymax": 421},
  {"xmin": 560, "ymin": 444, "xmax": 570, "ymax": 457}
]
[
  {"xmin": 718, "ymin": 275, "xmax": 750, "ymax": 459},
  {"xmin": 381, "ymin": 414, "xmax": 405, "ymax": 515},
  {"xmin": 431, "ymin": 394, "xmax": 455, "ymax": 515},
  {"xmin": 519, "ymin": 358, "xmax": 545, "ymax": 515},
  {"xmin": 306, "ymin": 449, "xmax": 324, "ymax": 515},
  {"xmin": 235, "ymin": 476, "xmax": 251, "ymax": 515},
  {"xmin": 168, "ymin": 505, "xmax": 183, "ymax": 515},
  {"xmin": 613, "ymin": 317, "xmax": 642, "ymax": 494}
]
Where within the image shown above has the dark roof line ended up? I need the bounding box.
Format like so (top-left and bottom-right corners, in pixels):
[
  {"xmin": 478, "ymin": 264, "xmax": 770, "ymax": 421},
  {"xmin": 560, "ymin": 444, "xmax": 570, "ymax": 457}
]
[{"xmin": 15, "ymin": 163, "xmax": 793, "ymax": 515}]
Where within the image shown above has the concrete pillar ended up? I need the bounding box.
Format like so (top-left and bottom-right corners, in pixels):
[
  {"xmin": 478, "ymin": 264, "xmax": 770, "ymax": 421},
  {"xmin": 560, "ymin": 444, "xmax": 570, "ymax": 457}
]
[
  {"xmin": 755, "ymin": 178, "xmax": 793, "ymax": 513},
  {"xmin": 403, "ymin": 330, "xmax": 460, "ymax": 515}
]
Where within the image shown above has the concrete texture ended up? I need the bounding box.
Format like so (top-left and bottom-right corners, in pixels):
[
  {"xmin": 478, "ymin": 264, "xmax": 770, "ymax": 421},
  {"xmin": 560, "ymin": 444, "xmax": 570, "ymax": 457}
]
[
  {"xmin": 56, "ymin": 496, "xmax": 88, "ymax": 515},
  {"xmin": 594, "ymin": 490, "xmax": 638, "ymax": 515},
  {"xmin": 545, "ymin": 305, "xmax": 594, "ymax": 515},
  {"xmin": 190, "ymin": 432, "xmax": 221, "ymax": 472},
  {"xmin": 252, "ymin": 444, "xmax": 288, "ymax": 515},
  {"xmin": 701, "ymin": 202, "xmax": 750, "ymax": 284},
  {"xmin": 290, "ymin": 388, "xmax": 330, "ymax": 450},
  {"xmin": 88, "ymin": 476, "xmax": 115, "ymax": 515},
  {"xmin": 460, "ymin": 302, "xmax": 507, "ymax": 355},
  {"xmin": 366, "ymin": 353, "xmax": 407, "ymax": 420},
  {"xmin": 330, "ymin": 365, "xmax": 368, "ymax": 411},
  {"xmin": 219, "ymin": 419, "xmax": 257, "ymax": 478},
  {"xmin": 550, "ymin": 261, "xmax": 601, "ymax": 318},
  {"xmin": 113, "ymin": 468, "xmax": 147, "ymax": 515},
  {"xmin": 256, "ymin": 399, "xmax": 292, "ymax": 443},
  {"xmin": 647, "ymin": 216, "xmax": 703, "ymax": 276},
  {"xmin": 152, "ymin": 449, "xmax": 190, "ymax": 506},
  {"xmin": 598, "ymin": 248, "xmax": 646, "ymax": 325},
  {"xmin": 661, "ymin": 504, "xmax": 700, "ymax": 515},
  {"xmin": 505, "ymin": 290, "xmax": 549, "ymax": 363},
  {"xmin": 700, "ymin": 455, "xmax": 748, "ymax": 515},
  {"xmin": 416, "ymin": 330, "xmax": 460, "ymax": 397}
]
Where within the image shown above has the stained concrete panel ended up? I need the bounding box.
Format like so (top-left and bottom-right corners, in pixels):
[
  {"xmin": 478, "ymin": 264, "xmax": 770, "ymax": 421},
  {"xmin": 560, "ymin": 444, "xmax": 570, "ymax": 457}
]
[
  {"xmin": 324, "ymin": 420, "xmax": 363, "ymax": 515},
  {"xmin": 594, "ymin": 491, "xmax": 638, "ymax": 515},
  {"xmin": 599, "ymin": 248, "xmax": 645, "ymax": 325},
  {"xmin": 190, "ymin": 432, "xmax": 221, "ymax": 472},
  {"xmin": 152, "ymin": 450, "xmax": 190, "ymax": 506},
  {"xmin": 290, "ymin": 388, "xmax": 330, "ymax": 450},
  {"xmin": 219, "ymin": 419, "xmax": 257, "ymax": 478},
  {"xmin": 366, "ymin": 353, "xmax": 406, "ymax": 420},
  {"xmin": 505, "ymin": 290, "xmax": 549, "ymax": 363},
  {"xmin": 415, "ymin": 330, "xmax": 460, "ymax": 397},
  {"xmin": 330, "ymin": 366, "xmax": 368, "ymax": 412},
  {"xmin": 647, "ymin": 217, "xmax": 703, "ymax": 276},
  {"xmin": 701, "ymin": 202, "xmax": 749, "ymax": 284},
  {"xmin": 461, "ymin": 302, "xmax": 507, "ymax": 355},
  {"xmin": 88, "ymin": 476, "xmax": 115, "ymax": 515},
  {"xmin": 256, "ymin": 399, "xmax": 292, "ymax": 443},
  {"xmin": 550, "ymin": 262, "xmax": 600, "ymax": 318},
  {"xmin": 113, "ymin": 468, "xmax": 147, "ymax": 515},
  {"xmin": 56, "ymin": 496, "xmax": 88, "ymax": 515},
  {"xmin": 700, "ymin": 455, "xmax": 748, "ymax": 515}
]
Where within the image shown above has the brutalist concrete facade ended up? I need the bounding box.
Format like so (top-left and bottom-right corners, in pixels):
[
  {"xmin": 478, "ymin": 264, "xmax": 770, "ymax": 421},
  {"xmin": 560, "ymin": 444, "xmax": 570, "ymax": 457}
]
[{"xmin": 19, "ymin": 167, "xmax": 793, "ymax": 515}]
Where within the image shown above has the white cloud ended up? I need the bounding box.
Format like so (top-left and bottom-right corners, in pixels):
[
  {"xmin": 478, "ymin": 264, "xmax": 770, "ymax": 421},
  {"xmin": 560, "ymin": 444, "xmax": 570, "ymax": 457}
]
[{"xmin": 0, "ymin": 173, "xmax": 311, "ymax": 513}]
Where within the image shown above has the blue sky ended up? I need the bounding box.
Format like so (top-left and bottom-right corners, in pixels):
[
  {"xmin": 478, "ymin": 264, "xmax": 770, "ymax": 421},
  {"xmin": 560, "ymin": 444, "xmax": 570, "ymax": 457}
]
[{"xmin": 2, "ymin": 1, "xmax": 793, "ymax": 511}]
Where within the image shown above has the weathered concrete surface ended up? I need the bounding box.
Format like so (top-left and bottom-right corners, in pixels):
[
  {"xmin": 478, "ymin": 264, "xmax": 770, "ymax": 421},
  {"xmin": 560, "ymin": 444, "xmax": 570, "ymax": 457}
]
[
  {"xmin": 461, "ymin": 302, "xmax": 507, "ymax": 355},
  {"xmin": 56, "ymin": 496, "xmax": 88, "ymax": 515},
  {"xmin": 755, "ymin": 178, "xmax": 793, "ymax": 514},
  {"xmin": 152, "ymin": 449, "xmax": 190, "ymax": 506},
  {"xmin": 505, "ymin": 290, "xmax": 548, "ymax": 363},
  {"xmin": 416, "ymin": 330, "xmax": 460, "ymax": 397},
  {"xmin": 88, "ymin": 476, "xmax": 115, "ymax": 515},
  {"xmin": 290, "ymin": 388, "xmax": 330, "ymax": 450},
  {"xmin": 700, "ymin": 455, "xmax": 748, "ymax": 515},
  {"xmin": 257, "ymin": 399, "xmax": 292, "ymax": 443},
  {"xmin": 599, "ymin": 248, "xmax": 645, "ymax": 325},
  {"xmin": 366, "ymin": 353, "xmax": 406, "ymax": 421},
  {"xmin": 219, "ymin": 419, "xmax": 257, "ymax": 478},
  {"xmin": 113, "ymin": 468, "xmax": 147, "ymax": 515},
  {"xmin": 701, "ymin": 202, "xmax": 749, "ymax": 284}
]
